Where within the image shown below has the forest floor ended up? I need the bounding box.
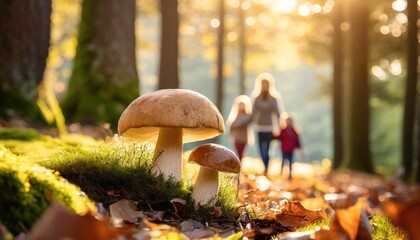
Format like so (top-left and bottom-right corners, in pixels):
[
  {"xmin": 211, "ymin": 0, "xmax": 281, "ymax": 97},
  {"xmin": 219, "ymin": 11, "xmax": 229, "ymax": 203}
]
[{"xmin": 1, "ymin": 120, "xmax": 419, "ymax": 239}]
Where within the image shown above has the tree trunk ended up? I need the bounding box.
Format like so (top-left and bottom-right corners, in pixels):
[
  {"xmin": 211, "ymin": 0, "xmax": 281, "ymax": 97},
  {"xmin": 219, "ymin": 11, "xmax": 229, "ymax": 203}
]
[
  {"xmin": 0, "ymin": 0, "xmax": 52, "ymax": 120},
  {"xmin": 403, "ymin": 0, "xmax": 419, "ymax": 181},
  {"xmin": 238, "ymin": 0, "xmax": 246, "ymax": 95},
  {"xmin": 332, "ymin": 0, "xmax": 344, "ymax": 169},
  {"xmin": 216, "ymin": 0, "xmax": 225, "ymax": 113},
  {"xmin": 158, "ymin": 0, "xmax": 179, "ymax": 89},
  {"xmin": 62, "ymin": 0, "xmax": 139, "ymax": 129},
  {"xmin": 416, "ymin": 99, "xmax": 420, "ymax": 183},
  {"xmin": 341, "ymin": 0, "xmax": 374, "ymax": 173}
]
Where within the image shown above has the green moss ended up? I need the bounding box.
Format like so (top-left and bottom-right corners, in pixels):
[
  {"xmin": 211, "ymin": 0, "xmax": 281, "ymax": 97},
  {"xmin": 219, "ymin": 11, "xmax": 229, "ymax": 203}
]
[
  {"xmin": 0, "ymin": 128, "xmax": 45, "ymax": 141},
  {"xmin": 0, "ymin": 128, "xmax": 99, "ymax": 160},
  {"xmin": 217, "ymin": 175, "xmax": 240, "ymax": 217},
  {"xmin": 296, "ymin": 217, "xmax": 332, "ymax": 232},
  {"xmin": 296, "ymin": 215, "xmax": 407, "ymax": 240},
  {"xmin": 0, "ymin": 146, "xmax": 96, "ymax": 235},
  {"xmin": 0, "ymin": 128, "xmax": 239, "ymax": 225},
  {"xmin": 371, "ymin": 215, "xmax": 407, "ymax": 240},
  {"xmin": 42, "ymin": 141, "xmax": 192, "ymax": 203}
]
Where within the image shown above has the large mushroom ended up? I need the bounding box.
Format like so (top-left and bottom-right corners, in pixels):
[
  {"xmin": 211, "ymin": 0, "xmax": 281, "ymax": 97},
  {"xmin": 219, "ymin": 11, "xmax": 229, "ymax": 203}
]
[
  {"xmin": 188, "ymin": 143, "xmax": 241, "ymax": 206},
  {"xmin": 118, "ymin": 89, "xmax": 224, "ymax": 181}
]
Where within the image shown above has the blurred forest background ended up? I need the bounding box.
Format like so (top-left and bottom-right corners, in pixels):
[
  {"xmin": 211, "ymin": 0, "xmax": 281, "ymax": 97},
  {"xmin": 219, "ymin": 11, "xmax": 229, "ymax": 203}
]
[{"xmin": 0, "ymin": 0, "xmax": 418, "ymax": 181}]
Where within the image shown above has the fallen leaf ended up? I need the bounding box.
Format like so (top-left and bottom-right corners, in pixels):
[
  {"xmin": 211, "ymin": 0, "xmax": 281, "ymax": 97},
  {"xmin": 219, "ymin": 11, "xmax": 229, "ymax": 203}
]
[
  {"xmin": 277, "ymin": 230, "xmax": 315, "ymax": 240},
  {"xmin": 383, "ymin": 199, "xmax": 420, "ymax": 240},
  {"xmin": 109, "ymin": 199, "xmax": 144, "ymax": 223},
  {"xmin": 276, "ymin": 201, "xmax": 327, "ymax": 228},
  {"xmin": 300, "ymin": 197, "xmax": 326, "ymax": 211},
  {"xmin": 330, "ymin": 198, "xmax": 372, "ymax": 240},
  {"xmin": 183, "ymin": 228, "xmax": 217, "ymax": 239},
  {"xmin": 26, "ymin": 204, "xmax": 118, "ymax": 240},
  {"xmin": 180, "ymin": 220, "xmax": 205, "ymax": 232},
  {"xmin": 0, "ymin": 223, "xmax": 13, "ymax": 239}
]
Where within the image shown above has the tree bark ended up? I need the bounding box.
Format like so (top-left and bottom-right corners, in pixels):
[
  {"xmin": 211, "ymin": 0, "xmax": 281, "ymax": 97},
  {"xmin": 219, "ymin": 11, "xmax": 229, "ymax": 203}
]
[
  {"xmin": 216, "ymin": 0, "xmax": 225, "ymax": 113},
  {"xmin": 403, "ymin": 0, "xmax": 419, "ymax": 181},
  {"xmin": 62, "ymin": 0, "xmax": 139, "ymax": 128},
  {"xmin": 0, "ymin": 0, "xmax": 52, "ymax": 120},
  {"xmin": 416, "ymin": 99, "xmax": 420, "ymax": 183},
  {"xmin": 158, "ymin": 0, "xmax": 179, "ymax": 89},
  {"xmin": 332, "ymin": 0, "xmax": 344, "ymax": 169},
  {"xmin": 341, "ymin": 0, "xmax": 374, "ymax": 173}
]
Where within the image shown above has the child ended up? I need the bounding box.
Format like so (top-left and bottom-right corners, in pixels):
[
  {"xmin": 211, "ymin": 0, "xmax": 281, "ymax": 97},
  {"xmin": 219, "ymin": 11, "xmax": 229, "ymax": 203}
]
[
  {"xmin": 226, "ymin": 95, "xmax": 253, "ymax": 160},
  {"xmin": 274, "ymin": 113, "xmax": 301, "ymax": 180}
]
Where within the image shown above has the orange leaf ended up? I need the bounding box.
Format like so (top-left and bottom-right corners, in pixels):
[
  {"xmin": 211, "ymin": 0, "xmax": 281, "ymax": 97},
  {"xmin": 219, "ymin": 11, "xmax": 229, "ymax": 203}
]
[
  {"xmin": 399, "ymin": 201, "xmax": 420, "ymax": 240},
  {"xmin": 26, "ymin": 204, "xmax": 118, "ymax": 240},
  {"xmin": 331, "ymin": 198, "xmax": 372, "ymax": 240},
  {"xmin": 276, "ymin": 201, "xmax": 327, "ymax": 228}
]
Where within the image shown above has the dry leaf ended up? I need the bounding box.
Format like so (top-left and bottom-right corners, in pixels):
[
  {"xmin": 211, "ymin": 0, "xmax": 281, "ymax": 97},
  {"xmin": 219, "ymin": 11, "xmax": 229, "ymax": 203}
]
[
  {"xmin": 26, "ymin": 204, "xmax": 117, "ymax": 240},
  {"xmin": 277, "ymin": 230, "xmax": 315, "ymax": 240},
  {"xmin": 276, "ymin": 201, "xmax": 327, "ymax": 228},
  {"xmin": 300, "ymin": 197, "xmax": 326, "ymax": 211},
  {"xmin": 330, "ymin": 199, "xmax": 372, "ymax": 240},
  {"xmin": 383, "ymin": 199, "xmax": 420, "ymax": 240},
  {"xmin": 109, "ymin": 199, "xmax": 144, "ymax": 223},
  {"xmin": 183, "ymin": 228, "xmax": 217, "ymax": 239}
]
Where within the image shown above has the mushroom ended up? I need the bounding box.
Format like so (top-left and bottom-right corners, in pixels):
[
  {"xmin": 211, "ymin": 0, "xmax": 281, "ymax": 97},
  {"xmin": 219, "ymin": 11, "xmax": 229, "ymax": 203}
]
[
  {"xmin": 188, "ymin": 143, "xmax": 241, "ymax": 206},
  {"xmin": 118, "ymin": 89, "xmax": 224, "ymax": 181}
]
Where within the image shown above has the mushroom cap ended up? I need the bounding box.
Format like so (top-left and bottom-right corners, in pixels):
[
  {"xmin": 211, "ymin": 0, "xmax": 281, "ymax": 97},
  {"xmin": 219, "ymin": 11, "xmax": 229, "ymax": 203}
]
[
  {"xmin": 188, "ymin": 143, "xmax": 241, "ymax": 173},
  {"xmin": 118, "ymin": 89, "xmax": 225, "ymax": 143}
]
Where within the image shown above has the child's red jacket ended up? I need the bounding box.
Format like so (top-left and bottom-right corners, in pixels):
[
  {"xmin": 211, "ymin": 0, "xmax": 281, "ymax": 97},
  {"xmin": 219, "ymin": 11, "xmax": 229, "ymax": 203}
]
[{"xmin": 274, "ymin": 127, "xmax": 301, "ymax": 153}]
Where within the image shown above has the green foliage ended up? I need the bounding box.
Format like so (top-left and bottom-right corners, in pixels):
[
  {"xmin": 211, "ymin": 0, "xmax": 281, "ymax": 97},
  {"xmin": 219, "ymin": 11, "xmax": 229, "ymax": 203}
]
[{"xmin": 0, "ymin": 146, "xmax": 96, "ymax": 235}]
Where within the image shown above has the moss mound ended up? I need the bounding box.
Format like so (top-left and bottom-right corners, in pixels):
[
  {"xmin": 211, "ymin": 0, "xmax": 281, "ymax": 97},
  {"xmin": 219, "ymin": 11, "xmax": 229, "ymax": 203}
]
[
  {"xmin": 42, "ymin": 141, "xmax": 240, "ymax": 220},
  {"xmin": 0, "ymin": 127, "xmax": 45, "ymax": 141},
  {"xmin": 42, "ymin": 141, "xmax": 192, "ymax": 203},
  {"xmin": 0, "ymin": 128, "xmax": 239, "ymax": 225},
  {"xmin": 0, "ymin": 146, "xmax": 96, "ymax": 235}
]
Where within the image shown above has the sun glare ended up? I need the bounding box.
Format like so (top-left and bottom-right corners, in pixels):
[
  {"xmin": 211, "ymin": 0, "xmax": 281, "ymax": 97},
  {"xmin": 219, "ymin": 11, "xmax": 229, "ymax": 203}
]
[{"xmin": 272, "ymin": 0, "xmax": 297, "ymax": 13}]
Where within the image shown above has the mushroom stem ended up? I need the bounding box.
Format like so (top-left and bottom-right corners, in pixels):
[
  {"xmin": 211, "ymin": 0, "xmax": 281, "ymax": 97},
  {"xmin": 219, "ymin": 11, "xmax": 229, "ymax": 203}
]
[
  {"xmin": 191, "ymin": 167, "xmax": 219, "ymax": 206},
  {"xmin": 152, "ymin": 127, "xmax": 183, "ymax": 181}
]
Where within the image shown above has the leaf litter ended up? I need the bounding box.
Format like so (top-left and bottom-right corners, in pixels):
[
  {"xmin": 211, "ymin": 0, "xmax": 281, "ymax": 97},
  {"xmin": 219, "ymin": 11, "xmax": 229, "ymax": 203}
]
[{"xmin": 4, "ymin": 158, "xmax": 420, "ymax": 239}]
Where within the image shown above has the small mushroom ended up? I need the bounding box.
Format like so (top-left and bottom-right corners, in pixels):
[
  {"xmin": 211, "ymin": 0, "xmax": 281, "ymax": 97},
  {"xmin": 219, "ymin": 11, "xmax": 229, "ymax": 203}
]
[
  {"xmin": 188, "ymin": 143, "xmax": 241, "ymax": 206},
  {"xmin": 118, "ymin": 89, "xmax": 224, "ymax": 181}
]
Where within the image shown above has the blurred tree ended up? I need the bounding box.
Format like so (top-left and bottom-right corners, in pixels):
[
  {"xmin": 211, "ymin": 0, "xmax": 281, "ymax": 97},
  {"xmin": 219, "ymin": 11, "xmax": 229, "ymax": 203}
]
[
  {"xmin": 0, "ymin": 0, "xmax": 52, "ymax": 120},
  {"xmin": 158, "ymin": 0, "xmax": 179, "ymax": 89},
  {"xmin": 417, "ymin": 104, "xmax": 420, "ymax": 183},
  {"xmin": 331, "ymin": 0, "xmax": 344, "ymax": 169},
  {"xmin": 238, "ymin": 0, "xmax": 246, "ymax": 95},
  {"xmin": 216, "ymin": 0, "xmax": 225, "ymax": 113},
  {"xmin": 402, "ymin": 0, "xmax": 418, "ymax": 181},
  {"xmin": 341, "ymin": 0, "xmax": 374, "ymax": 173},
  {"xmin": 62, "ymin": 0, "xmax": 139, "ymax": 128}
]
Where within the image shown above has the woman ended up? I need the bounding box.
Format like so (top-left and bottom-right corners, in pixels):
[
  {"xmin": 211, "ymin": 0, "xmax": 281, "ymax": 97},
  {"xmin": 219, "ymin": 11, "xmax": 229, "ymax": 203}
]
[{"xmin": 250, "ymin": 72, "xmax": 285, "ymax": 175}]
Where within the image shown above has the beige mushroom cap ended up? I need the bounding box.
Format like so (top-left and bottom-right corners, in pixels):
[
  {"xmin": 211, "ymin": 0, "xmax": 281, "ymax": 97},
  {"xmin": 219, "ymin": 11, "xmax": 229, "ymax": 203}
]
[
  {"xmin": 188, "ymin": 143, "xmax": 241, "ymax": 173},
  {"xmin": 118, "ymin": 89, "xmax": 225, "ymax": 143}
]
